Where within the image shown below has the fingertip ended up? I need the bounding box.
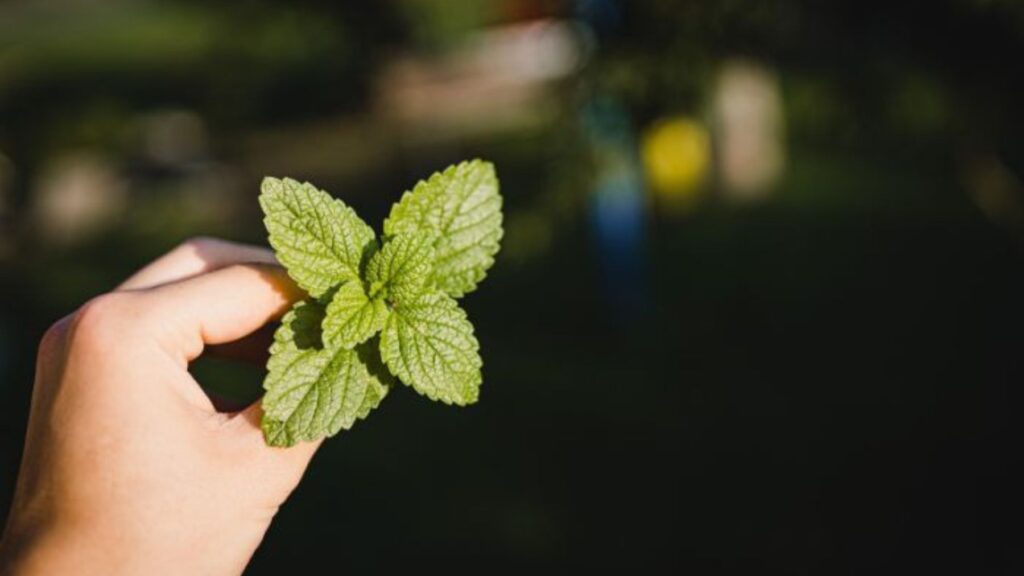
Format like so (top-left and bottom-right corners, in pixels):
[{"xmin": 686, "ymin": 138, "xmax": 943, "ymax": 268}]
[{"xmin": 251, "ymin": 264, "xmax": 305, "ymax": 304}]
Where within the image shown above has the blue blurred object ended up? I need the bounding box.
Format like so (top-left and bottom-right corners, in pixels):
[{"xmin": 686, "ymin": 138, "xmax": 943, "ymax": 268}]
[{"xmin": 581, "ymin": 95, "xmax": 650, "ymax": 325}]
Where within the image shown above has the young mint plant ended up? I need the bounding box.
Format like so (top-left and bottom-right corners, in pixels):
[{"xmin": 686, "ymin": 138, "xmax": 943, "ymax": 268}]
[{"xmin": 257, "ymin": 160, "xmax": 502, "ymax": 446}]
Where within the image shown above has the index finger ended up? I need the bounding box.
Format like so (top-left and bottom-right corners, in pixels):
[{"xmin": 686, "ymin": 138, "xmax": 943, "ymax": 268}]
[
  {"xmin": 119, "ymin": 237, "xmax": 278, "ymax": 291},
  {"xmin": 141, "ymin": 264, "xmax": 305, "ymax": 365}
]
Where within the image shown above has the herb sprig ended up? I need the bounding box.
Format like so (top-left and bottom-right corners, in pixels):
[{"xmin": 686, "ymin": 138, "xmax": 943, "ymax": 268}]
[{"xmin": 258, "ymin": 160, "xmax": 502, "ymax": 446}]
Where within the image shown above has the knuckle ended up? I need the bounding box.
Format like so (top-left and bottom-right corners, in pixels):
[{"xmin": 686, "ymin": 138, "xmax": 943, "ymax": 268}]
[
  {"xmin": 69, "ymin": 293, "xmax": 132, "ymax": 343},
  {"xmin": 38, "ymin": 316, "xmax": 71, "ymax": 356}
]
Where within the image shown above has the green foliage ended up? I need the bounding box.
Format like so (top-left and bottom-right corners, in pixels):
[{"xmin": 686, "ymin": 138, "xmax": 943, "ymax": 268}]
[
  {"xmin": 260, "ymin": 177, "xmax": 377, "ymax": 298},
  {"xmin": 366, "ymin": 230, "xmax": 436, "ymax": 303},
  {"xmin": 323, "ymin": 282, "xmax": 388, "ymax": 349},
  {"xmin": 259, "ymin": 160, "xmax": 501, "ymax": 446},
  {"xmin": 380, "ymin": 291, "xmax": 481, "ymax": 405},
  {"xmin": 384, "ymin": 159, "xmax": 503, "ymax": 297},
  {"xmin": 261, "ymin": 300, "xmax": 390, "ymax": 446}
]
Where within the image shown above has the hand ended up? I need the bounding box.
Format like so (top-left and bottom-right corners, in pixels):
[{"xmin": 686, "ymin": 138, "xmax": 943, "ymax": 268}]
[{"xmin": 0, "ymin": 238, "xmax": 319, "ymax": 575}]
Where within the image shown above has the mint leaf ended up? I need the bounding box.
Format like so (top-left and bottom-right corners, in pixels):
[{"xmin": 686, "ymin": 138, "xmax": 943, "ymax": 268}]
[
  {"xmin": 355, "ymin": 339, "xmax": 395, "ymax": 417},
  {"xmin": 384, "ymin": 159, "xmax": 503, "ymax": 297},
  {"xmin": 379, "ymin": 291, "xmax": 482, "ymax": 405},
  {"xmin": 261, "ymin": 299, "xmax": 389, "ymax": 446},
  {"xmin": 260, "ymin": 177, "xmax": 376, "ymax": 298},
  {"xmin": 261, "ymin": 419, "xmax": 291, "ymax": 446},
  {"xmin": 322, "ymin": 281, "xmax": 388, "ymax": 349},
  {"xmin": 366, "ymin": 230, "xmax": 436, "ymax": 304},
  {"xmin": 259, "ymin": 160, "xmax": 502, "ymax": 447}
]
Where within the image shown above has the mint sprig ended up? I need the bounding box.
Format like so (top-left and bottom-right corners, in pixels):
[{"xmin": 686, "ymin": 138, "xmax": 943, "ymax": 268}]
[{"xmin": 258, "ymin": 160, "xmax": 502, "ymax": 446}]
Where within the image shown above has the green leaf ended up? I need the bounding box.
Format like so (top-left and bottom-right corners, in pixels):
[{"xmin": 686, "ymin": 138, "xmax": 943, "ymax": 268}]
[
  {"xmin": 384, "ymin": 159, "xmax": 503, "ymax": 297},
  {"xmin": 356, "ymin": 340, "xmax": 394, "ymax": 417},
  {"xmin": 259, "ymin": 161, "xmax": 503, "ymax": 447},
  {"xmin": 379, "ymin": 291, "xmax": 482, "ymax": 405},
  {"xmin": 322, "ymin": 281, "xmax": 388, "ymax": 349},
  {"xmin": 261, "ymin": 299, "xmax": 389, "ymax": 447},
  {"xmin": 366, "ymin": 230, "xmax": 436, "ymax": 304},
  {"xmin": 261, "ymin": 419, "xmax": 291, "ymax": 447},
  {"xmin": 260, "ymin": 177, "xmax": 377, "ymax": 298}
]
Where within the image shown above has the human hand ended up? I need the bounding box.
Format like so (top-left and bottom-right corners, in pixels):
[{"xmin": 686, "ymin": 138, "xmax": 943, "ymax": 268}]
[{"xmin": 0, "ymin": 238, "xmax": 319, "ymax": 575}]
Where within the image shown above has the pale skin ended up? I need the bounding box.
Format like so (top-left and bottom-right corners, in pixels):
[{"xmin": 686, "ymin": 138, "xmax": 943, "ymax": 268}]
[{"xmin": 0, "ymin": 238, "xmax": 320, "ymax": 575}]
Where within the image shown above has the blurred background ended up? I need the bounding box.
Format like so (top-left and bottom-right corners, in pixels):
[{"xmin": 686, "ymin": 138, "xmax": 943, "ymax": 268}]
[{"xmin": 2, "ymin": 0, "xmax": 1023, "ymax": 572}]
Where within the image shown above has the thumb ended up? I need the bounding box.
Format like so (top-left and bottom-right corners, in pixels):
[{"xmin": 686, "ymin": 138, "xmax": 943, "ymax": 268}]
[
  {"xmin": 228, "ymin": 401, "xmax": 324, "ymax": 486},
  {"xmin": 144, "ymin": 263, "xmax": 322, "ymax": 478}
]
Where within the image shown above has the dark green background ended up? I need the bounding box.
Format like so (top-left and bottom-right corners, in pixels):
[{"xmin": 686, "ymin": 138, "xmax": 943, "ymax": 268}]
[{"xmin": 1, "ymin": 1, "xmax": 1021, "ymax": 572}]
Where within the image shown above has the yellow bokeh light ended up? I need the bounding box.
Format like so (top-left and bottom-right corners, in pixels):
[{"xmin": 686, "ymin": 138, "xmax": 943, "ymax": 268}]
[{"xmin": 641, "ymin": 117, "xmax": 710, "ymax": 205}]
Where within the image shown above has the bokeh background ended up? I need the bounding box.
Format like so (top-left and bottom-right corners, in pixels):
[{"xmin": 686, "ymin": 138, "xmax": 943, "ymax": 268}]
[{"xmin": 2, "ymin": 0, "xmax": 1023, "ymax": 572}]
